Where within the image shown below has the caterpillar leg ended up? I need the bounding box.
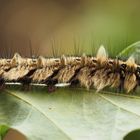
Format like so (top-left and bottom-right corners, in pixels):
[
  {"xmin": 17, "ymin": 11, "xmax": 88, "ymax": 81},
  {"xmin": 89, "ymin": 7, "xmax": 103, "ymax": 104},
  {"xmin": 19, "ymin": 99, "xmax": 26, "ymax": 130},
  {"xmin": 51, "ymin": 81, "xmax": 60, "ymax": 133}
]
[
  {"xmin": 70, "ymin": 79, "xmax": 79, "ymax": 87},
  {"xmin": 47, "ymin": 85, "xmax": 56, "ymax": 93},
  {"xmin": 45, "ymin": 78, "xmax": 57, "ymax": 93},
  {"xmin": 132, "ymin": 84, "xmax": 137, "ymax": 93},
  {"xmin": 45, "ymin": 79, "xmax": 58, "ymax": 86},
  {"xmin": 0, "ymin": 84, "xmax": 5, "ymax": 91},
  {"xmin": 20, "ymin": 77, "xmax": 32, "ymax": 91},
  {"xmin": 0, "ymin": 78, "xmax": 5, "ymax": 91},
  {"xmin": 118, "ymin": 79, "xmax": 124, "ymax": 93},
  {"xmin": 22, "ymin": 84, "xmax": 31, "ymax": 91}
]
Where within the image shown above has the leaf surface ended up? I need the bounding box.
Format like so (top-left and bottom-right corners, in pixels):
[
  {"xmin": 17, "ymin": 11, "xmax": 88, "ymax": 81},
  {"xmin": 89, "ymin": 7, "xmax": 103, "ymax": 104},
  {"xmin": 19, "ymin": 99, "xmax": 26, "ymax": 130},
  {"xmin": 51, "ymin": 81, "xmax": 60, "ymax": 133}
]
[
  {"xmin": 117, "ymin": 41, "xmax": 140, "ymax": 63},
  {"xmin": 0, "ymin": 87, "xmax": 140, "ymax": 140}
]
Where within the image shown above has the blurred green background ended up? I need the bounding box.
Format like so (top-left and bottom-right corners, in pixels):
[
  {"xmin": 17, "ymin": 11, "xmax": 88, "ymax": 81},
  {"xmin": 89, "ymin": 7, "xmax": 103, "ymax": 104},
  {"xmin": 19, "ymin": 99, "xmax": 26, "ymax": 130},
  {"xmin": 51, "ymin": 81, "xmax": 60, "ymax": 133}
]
[{"xmin": 0, "ymin": 0, "xmax": 140, "ymax": 57}]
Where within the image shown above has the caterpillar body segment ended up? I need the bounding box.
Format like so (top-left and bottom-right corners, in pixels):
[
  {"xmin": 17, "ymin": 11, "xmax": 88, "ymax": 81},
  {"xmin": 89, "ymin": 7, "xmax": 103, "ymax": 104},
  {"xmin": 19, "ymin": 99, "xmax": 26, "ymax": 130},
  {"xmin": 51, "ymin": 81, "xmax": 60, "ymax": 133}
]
[
  {"xmin": 124, "ymin": 56, "xmax": 138, "ymax": 93},
  {"xmin": 0, "ymin": 46, "xmax": 139, "ymax": 93}
]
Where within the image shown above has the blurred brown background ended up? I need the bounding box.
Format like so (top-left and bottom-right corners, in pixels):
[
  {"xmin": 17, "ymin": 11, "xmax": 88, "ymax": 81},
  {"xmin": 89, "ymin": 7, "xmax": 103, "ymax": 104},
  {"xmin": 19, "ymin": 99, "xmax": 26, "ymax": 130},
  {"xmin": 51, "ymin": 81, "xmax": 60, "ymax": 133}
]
[
  {"xmin": 0, "ymin": 0, "xmax": 140, "ymax": 56},
  {"xmin": 0, "ymin": 0, "xmax": 140, "ymax": 57},
  {"xmin": 4, "ymin": 129, "xmax": 26, "ymax": 140}
]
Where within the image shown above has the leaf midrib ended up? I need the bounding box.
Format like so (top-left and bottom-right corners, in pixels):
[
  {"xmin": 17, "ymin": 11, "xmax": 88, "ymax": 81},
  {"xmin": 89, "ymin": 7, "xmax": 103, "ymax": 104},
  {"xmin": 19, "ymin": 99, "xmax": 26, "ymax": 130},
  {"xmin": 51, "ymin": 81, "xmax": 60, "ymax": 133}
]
[
  {"xmin": 5, "ymin": 90, "xmax": 71, "ymax": 140},
  {"xmin": 97, "ymin": 93, "xmax": 140, "ymax": 118},
  {"xmin": 7, "ymin": 89, "xmax": 140, "ymax": 118}
]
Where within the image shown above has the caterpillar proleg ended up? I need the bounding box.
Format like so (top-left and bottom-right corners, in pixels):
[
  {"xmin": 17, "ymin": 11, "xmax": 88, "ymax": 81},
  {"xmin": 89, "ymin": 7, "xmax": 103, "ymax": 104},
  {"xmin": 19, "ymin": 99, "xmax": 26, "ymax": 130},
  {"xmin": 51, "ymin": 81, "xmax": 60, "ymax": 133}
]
[{"xmin": 0, "ymin": 45, "xmax": 139, "ymax": 93}]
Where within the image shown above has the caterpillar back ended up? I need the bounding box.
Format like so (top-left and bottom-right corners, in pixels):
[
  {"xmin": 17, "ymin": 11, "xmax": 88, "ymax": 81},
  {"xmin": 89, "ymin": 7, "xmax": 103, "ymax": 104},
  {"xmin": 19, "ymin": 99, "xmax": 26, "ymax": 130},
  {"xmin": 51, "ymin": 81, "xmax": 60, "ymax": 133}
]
[{"xmin": 0, "ymin": 46, "xmax": 139, "ymax": 93}]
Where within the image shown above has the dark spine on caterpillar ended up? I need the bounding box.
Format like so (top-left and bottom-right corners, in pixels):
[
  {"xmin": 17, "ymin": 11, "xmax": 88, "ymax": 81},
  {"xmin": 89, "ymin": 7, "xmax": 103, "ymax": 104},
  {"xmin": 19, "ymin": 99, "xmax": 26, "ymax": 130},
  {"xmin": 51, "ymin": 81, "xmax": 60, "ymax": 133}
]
[{"xmin": 0, "ymin": 46, "xmax": 139, "ymax": 93}]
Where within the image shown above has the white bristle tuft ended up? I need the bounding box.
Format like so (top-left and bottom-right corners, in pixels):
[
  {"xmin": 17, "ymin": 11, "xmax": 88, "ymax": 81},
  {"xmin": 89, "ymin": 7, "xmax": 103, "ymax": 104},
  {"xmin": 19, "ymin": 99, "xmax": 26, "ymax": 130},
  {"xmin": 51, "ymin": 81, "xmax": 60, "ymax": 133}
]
[
  {"xmin": 61, "ymin": 54, "xmax": 67, "ymax": 66},
  {"xmin": 127, "ymin": 55, "xmax": 135, "ymax": 63},
  {"xmin": 96, "ymin": 45, "xmax": 108, "ymax": 60}
]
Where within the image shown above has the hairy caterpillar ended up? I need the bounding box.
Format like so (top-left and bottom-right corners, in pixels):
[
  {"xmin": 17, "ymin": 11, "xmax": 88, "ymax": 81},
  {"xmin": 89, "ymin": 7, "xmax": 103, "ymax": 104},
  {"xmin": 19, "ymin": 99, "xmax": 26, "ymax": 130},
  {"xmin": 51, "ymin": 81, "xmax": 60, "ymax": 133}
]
[{"xmin": 0, "ymin": 46, "xmax": 139, "ymax": 93}]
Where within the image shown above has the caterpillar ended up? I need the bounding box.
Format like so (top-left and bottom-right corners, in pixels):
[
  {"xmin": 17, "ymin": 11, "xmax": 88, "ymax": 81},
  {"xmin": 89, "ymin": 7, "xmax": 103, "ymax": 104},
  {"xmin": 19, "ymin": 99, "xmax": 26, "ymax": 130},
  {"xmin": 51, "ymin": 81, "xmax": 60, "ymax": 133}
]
[{"xmin": 0, "ymin": 45, "xmax": 139, "ymax": 93}]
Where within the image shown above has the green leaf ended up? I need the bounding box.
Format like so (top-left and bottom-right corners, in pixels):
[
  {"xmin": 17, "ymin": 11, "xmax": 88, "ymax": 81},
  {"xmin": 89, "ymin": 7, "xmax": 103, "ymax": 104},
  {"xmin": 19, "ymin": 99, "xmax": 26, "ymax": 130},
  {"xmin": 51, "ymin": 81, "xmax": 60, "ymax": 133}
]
[
  {"xmin": 117, "ymin": 41, "xmax": 140, "ymax": 62},
  {"xmin": 124, "ymin": 129, "xmax": 140, "ymax": 140},
  {"xmin": 0, "ymin": 125, "xmax": 9, "ymax": 140},
  {"xmin": 1, "ymin": 87, "xmax": 140, "ymax": 140}
]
